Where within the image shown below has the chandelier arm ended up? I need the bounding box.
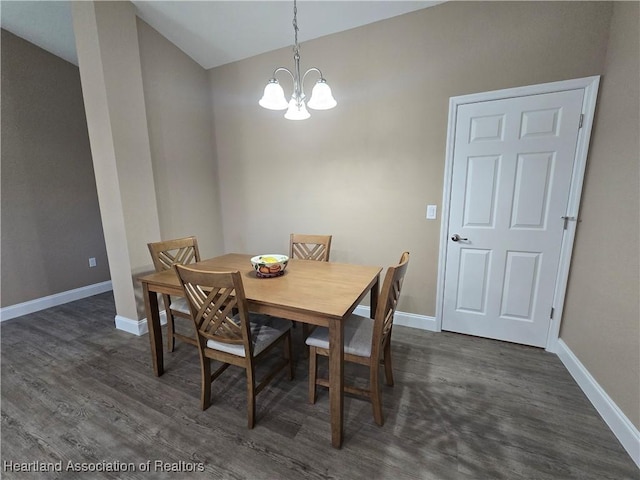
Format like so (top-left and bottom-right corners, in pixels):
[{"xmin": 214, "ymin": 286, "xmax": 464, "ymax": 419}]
[
  {"xmin": 272, "ymin": 66, "xmax": 302, "ymax": 106},
  {"xmin": 271, "ymin": 67, "xmax": 295, "ymax": 82},
  {"xmin": 301, "ymin": 67, "xmax": 324, "ymax": 86}
]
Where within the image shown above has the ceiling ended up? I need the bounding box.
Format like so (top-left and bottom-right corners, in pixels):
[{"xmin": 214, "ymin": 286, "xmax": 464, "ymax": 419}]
[{"xmin": 0, "ymin": 1, "xmax": 441, "ymax": 70}]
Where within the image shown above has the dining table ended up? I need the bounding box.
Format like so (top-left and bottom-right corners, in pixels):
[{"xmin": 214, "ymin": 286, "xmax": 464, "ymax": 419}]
[{"xmin": 138, "ymin": 252, "xmax": 381, "ymax": 448}]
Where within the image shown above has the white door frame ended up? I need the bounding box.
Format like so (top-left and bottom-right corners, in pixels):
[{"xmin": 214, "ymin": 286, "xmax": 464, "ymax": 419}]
[{"xmin": 435, "ymin": 76, "xmax": 600, "ymax": 352}]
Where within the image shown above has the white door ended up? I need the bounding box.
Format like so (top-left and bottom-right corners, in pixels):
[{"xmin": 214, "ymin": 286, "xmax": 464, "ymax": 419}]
[{"xmin": 442, "ymin": 89, "xmax": 584, "ymax": 347}]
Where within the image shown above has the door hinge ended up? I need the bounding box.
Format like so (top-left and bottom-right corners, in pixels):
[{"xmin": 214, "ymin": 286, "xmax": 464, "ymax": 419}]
[
  {"xmin": 579, "ymin": 113, "xmax": 584, "ymax": 129},
  {"xmin": 550, "ymin": 307, "xmax": 555, "ymax": 319}
]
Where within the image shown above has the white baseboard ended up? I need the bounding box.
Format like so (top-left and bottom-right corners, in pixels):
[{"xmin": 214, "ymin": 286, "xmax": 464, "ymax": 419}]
[
  {"xmin": 353, "ymin": 306, "xmax": 437, "ymax": 331},
  {"xmin": 114, "ymin": 311, "xmax": 167, "ymax": 336},
  {"xmin": 114, "ymin": 315, "xmax": 146, "ymax": 336},
  {"xmin": 556, "ymin": 339, "xmax": 640, "ymax": 468},
  {"xmin": 0, "ymin": 281, "xmax": 113, "ymax": 322},
  {"xmin": 0, "ymin": 281, "xmax": 169, "ymax": 338}
]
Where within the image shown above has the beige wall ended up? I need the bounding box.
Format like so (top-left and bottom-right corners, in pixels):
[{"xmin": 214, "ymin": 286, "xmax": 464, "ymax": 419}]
[
  {"xmin": 72, "ymin": 1, "xmax": 161, "ymax": 320},
  {"xmin": 72, "ymin": 2, "xmax": 225, "ymax": 321},
  {"xmin": 0, "ymin": 29, "xmax": 110, "ymax": 307},
  {"xmin": 210, "ymin": 0, "xmax": 639, "ymax": 430},
  {"xmin": 561, "ymin": 2, "xmax": 640, "ymax": 429},
  {"xmin": 137, "ymin": 19, "xmax": 224, "ymax": 259},
  {"xmin": 2, "ymin": 2, "xmax": 225, "ymax": 319},
  {"xmin": 209, "ymin": 1, "xmax": 611, "ymax": 319}
]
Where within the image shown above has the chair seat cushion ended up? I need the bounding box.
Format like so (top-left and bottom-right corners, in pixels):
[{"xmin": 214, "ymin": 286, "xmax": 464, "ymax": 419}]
[
  {"xmin": 305, "ymin": 313, "xmax": 373, "ymax": 357},
  {"xmin": 206, "ymin": 314, "xmax": 292, "ymax": 358},
  {"xmin": 169, "ymin": 296, "xmax": 190, "ymax": 315}
]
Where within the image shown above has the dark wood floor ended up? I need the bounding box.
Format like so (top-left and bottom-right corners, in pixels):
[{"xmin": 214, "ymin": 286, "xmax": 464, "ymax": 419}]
[{"xmin": 1, "ymin": 292, "xmax": 637, "ymax": 479}]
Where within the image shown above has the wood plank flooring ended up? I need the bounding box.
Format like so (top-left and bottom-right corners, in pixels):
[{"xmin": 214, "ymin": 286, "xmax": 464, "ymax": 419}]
[{"xmin": 1, "ymin": 292, "xmax": 637, "ymax": 479}]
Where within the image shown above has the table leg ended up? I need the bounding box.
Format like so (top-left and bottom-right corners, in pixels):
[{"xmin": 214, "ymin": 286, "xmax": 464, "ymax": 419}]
[
  {"xmin": 328, "ymin": 317, "xmax": 344, "ymax": 448},
  {"xmin": 143, "ymin": 282, "xmax": 164, "ymax": 376}
]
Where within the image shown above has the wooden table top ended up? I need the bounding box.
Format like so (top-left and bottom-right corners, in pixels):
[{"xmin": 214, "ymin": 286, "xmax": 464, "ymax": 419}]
[{"xmin": 139, "ymin": 253, "xmax": 382, "ymax": 321}]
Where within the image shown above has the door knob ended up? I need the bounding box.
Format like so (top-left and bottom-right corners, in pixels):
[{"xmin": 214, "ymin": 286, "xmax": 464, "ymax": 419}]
[{"xmin": 451, "ymin": 234, "xmax": 468, "ymax": 242}]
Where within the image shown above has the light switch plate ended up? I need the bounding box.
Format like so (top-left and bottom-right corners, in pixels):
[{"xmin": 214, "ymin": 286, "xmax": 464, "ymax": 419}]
[{"xmin": 426, "ymin": 204, "xmax": 437, "ymax": 220}]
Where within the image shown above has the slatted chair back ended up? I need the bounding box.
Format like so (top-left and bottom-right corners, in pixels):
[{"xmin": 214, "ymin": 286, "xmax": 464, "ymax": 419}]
[
  {"xmin": 148, "ymin": 236, "xmax": 200, "ymax": 272},
  {"xmin": 289, "ymin": 234, "xmax": 332, "ymax": 262},
  {"xmin": 147, "ymin": 236, "xmax": 201, "ymax": 351},
  {"xmin": 175, "ymin": 267, "xmax": 252, "ymax": 354},
  {"xmin": 371, "ymin": 251, "xmax": 410, "ymax": 362}
]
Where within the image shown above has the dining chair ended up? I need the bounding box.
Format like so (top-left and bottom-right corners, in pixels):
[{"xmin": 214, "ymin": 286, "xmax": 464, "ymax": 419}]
[
  {"xmin": 174, "ymin": 265, "xmax": 294, "ymax": 428},
  {"xmin": 306, "ymin": 251, "xmax": 410, "ymax": 426},
  {"xmin": 147, "ymin": 236, "xmax": 201, "ymax": 352},
  {"xmin": 289, "ymin": 233, "xmax": 332, "ymax": 262},
  {"xmin": 289, "ymin": 233, "xmax": 333, "ymax": 344}
]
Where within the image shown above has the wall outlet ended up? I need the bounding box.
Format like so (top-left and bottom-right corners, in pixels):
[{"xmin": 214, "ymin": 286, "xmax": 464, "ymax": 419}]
[
  {"xmin": 89, "ymin": 257, "xmax": 97, "ymax": 268},
  {"xmin": 426, "ymin": 204, "xmax": 437, "ymax": 220}
]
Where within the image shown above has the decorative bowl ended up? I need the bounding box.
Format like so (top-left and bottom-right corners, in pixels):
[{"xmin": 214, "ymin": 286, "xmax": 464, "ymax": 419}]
[{"xmin": 250, "ymin": 254, "xmax": 289, "ymax": 278}]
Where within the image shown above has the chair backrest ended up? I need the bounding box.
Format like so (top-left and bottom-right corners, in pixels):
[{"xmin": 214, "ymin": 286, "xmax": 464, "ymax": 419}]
[
  {"xmin": 148, "ymin": 236, "xmax": 201, "ymax": 272},
  {"xmin": 174, "ymin": 265, "xmax": 252, "ymax": 354},
  {"xmin": 289, "ymin": 234, "xmax": 332, "ymax": 262},
  {"xmin": 371, "ymin": 252, "xmax": 410, "ymax": 358}
]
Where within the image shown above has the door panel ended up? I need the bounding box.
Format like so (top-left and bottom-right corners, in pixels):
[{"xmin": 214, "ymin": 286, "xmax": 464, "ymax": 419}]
[
  {"xmin": 511, "ymin": 152, "xmax": 554, "ymax": 229},
  {"xmin": 500, "ymin": 251, "xmax": 540, "ymax": 320},
  {"xmin": 456, "ymin": 248, "xmax": 491, "ymax": 313},
  {"xmin": 464, "ymin": 155, "xmax": 500, "ymax": 227},
  {"xmin": 442, "ymin": 89, "xmax": 584, "ymax": 347}
]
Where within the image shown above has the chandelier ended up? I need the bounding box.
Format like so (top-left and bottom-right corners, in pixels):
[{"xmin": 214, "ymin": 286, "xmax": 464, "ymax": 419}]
[{"xmin": 259, "ymin": 0, "xmax": 337, "ymax": 120}]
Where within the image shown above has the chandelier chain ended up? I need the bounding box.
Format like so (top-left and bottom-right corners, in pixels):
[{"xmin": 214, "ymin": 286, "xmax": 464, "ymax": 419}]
[{"xmin": 292, "ymin": 0, "xmax": 299, "ymax": 55}]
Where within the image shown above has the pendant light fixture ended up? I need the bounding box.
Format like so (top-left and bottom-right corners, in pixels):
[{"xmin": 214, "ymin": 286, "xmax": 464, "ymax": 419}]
[{"xmin": 259, "ymin": 0, "xmax": 337, "ymax": 120}]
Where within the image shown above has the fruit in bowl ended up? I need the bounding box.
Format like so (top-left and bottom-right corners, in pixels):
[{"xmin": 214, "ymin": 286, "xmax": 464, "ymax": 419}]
[{"xmin": 250, "ymin": 254, "xmax": 289, "ymax": 277}]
